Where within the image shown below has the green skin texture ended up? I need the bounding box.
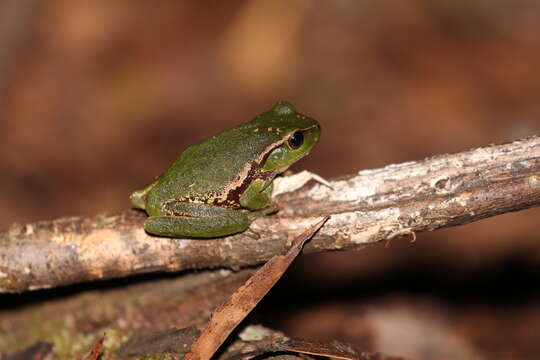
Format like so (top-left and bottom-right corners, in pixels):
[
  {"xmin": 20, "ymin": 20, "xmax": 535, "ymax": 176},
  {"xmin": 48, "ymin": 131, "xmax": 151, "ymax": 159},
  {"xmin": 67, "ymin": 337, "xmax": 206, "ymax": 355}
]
[{"xmin": 130, "ymin": 101, "xmax": 321, "ymax": 238}]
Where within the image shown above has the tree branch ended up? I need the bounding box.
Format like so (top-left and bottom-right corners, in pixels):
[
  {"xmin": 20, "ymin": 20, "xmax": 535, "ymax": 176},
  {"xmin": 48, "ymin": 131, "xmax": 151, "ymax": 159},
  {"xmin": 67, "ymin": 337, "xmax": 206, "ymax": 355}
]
[{"xmin": 2, "ymin": 136, "xmax": 540, "ymax": 293}]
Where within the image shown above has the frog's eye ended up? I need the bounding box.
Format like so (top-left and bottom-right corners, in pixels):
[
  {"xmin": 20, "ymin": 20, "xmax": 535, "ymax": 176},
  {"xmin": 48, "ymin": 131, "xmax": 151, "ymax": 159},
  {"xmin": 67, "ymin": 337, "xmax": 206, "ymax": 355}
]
[{"xmin": 287, "ymin": 131, "xmax": 304, "ymax": 150}]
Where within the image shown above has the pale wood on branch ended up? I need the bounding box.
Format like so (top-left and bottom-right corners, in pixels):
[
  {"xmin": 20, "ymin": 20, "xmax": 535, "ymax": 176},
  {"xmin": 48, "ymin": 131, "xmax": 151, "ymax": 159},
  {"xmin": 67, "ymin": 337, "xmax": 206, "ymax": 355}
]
[{"xmin": 1, "ymin": 136, "xmax": 540, "ymax": 293}]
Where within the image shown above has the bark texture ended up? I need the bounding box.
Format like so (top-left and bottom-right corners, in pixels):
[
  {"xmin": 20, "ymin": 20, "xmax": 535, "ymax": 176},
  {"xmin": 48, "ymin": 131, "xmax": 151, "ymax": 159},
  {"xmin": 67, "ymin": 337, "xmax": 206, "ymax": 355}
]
[{"xmin": 1, "ymin": 136, "xmax": 540, "ymax": 293}]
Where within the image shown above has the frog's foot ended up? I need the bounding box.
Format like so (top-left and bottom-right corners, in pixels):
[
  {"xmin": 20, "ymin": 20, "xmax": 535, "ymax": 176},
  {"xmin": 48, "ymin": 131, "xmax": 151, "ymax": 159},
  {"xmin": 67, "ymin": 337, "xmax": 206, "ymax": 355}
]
[
  {"xmin": 245, "ymin": 202, "xmax": 280, "ymax": 222},
  {"xmin": 242, "ymin": 203, "xmax": 280, "ymax": 239},
  {"xmin": 129, "ymin": 178, "xmax": 159, "ymax": 210},
  {"xmin": 272, "ymin": 170, "xmax": 333, "ymax": 197},
  {"xmin": 243, "ymin": 228, "xmax": 261, "ymax": 240}
]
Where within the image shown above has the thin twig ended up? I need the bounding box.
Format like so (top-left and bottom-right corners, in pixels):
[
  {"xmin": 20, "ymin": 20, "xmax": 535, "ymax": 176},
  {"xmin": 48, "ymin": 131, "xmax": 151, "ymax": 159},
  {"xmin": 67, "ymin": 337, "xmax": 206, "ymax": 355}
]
[{"xmin": 1, "ymin": 136, "xmax": 540, "ymax": 293}]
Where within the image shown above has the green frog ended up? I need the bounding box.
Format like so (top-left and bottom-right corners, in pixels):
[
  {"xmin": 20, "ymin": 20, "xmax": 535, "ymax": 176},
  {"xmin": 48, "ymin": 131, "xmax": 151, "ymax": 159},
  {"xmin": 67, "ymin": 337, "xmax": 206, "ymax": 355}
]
[{"xmin": 130, "ymin": 101, "xmax": 321, "ymax": 238}]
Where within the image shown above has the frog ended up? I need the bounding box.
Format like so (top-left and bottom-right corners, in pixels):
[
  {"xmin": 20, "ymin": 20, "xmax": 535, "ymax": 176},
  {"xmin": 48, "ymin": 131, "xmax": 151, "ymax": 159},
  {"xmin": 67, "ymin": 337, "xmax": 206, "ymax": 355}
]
[{"xmin": 130, "ymin": 101, "xmax": 321, "ymax": 238}]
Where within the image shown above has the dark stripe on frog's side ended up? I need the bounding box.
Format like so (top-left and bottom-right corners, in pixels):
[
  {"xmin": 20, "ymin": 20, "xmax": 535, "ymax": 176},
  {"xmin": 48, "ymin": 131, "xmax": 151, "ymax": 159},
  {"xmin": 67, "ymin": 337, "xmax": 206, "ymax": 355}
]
[
  {"xmin": 214, "ymin": 165, "xmax": 256, "ymax": 207},
  {"xmin": 212, "ymin": 164, "xmax": 274, "ymax": 208},
  {"xmin": 164, "ymin": 165, "xmax": 260, "ymax": 210},
  {"xmin": 211, "ymin": 138, "xmax": 287, "ymax": 208}
]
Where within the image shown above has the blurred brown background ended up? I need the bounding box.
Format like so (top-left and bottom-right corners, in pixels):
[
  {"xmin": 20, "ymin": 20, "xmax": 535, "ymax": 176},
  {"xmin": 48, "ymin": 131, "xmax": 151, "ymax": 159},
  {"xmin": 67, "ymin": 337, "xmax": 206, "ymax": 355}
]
[{"xmin": 2, "ymin": 1, "xmax": 540, "ymax": 358}]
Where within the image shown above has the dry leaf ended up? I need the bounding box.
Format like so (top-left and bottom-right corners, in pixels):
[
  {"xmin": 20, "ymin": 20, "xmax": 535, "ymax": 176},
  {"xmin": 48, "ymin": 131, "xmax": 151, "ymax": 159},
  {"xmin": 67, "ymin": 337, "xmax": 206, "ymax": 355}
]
[
  {"xmin": 184, "ymin": 216, "xmax": 329, "ymax": 360},
  {"xmin": 82, "ymin": 334, "xmax": 105, "ymax": 360},
  {"xmin": 226, "ymin": 338, "xmax": 404, "ymax": 360}
]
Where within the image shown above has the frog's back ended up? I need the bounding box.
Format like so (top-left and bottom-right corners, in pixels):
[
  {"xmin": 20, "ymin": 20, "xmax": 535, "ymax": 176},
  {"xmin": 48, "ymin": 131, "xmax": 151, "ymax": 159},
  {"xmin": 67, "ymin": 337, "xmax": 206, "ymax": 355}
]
[{"xmin": 155, "ymin": 124, "xmax": 268, "ymax": 199}]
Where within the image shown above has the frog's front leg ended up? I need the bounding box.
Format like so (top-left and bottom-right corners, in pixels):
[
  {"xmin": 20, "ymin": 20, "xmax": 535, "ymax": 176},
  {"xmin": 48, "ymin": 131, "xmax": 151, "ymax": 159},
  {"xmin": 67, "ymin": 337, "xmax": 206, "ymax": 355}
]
[
  {"xmin": 240, "ymin": 179, "xmax": 274, "ymax": 210},
  {"xmin": 145, "ymin": 202, "xmax": 251, "ymax": 238}
]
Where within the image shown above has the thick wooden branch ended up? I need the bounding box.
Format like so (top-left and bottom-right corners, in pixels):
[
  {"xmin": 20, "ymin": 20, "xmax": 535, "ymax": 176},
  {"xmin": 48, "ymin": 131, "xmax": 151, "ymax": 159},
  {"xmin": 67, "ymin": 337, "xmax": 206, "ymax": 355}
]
[{"xmin": 1, "ymin": 136, "xmax": 540, "ymax": 293}]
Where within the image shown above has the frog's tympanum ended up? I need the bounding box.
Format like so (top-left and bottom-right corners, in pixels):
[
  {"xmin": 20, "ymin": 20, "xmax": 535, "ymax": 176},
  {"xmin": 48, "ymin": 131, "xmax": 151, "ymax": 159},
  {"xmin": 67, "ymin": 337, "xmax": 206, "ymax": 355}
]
[{"xmin": 130, "ymin": 102, "xmax": 321, "ymax": 238}]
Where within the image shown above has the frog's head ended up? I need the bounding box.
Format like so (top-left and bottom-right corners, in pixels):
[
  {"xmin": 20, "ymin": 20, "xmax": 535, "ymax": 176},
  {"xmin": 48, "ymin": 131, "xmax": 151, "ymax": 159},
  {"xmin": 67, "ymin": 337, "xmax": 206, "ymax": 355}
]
[{"xmin": 260, "ymin": 101, "xmax": 321, "ymax": 172}]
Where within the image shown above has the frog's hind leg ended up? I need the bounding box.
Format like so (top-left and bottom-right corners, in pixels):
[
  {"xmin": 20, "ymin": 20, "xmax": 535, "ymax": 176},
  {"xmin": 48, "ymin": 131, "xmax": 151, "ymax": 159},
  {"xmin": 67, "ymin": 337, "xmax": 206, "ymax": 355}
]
[
  {"xmin": 144, "ymin": 203, "xmax": 251, "ymax": 238},
  {"xmin": 129, "ymin": 178, "xmax": 159, "ymax": 210}
]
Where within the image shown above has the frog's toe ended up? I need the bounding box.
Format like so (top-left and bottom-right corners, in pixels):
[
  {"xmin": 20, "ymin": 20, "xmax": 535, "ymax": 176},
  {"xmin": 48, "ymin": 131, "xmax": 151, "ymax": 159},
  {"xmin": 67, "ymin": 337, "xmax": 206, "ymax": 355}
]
[{"xmin": 243, "ymin": 227, "xmax": 261, "ymax": 239}]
